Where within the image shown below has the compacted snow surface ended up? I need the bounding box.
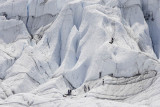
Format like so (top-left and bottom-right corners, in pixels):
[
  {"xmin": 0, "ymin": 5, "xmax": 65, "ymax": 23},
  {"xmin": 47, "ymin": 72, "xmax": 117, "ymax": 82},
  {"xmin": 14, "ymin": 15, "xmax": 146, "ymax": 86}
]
[{"xmin": 0, "ymin": 0, "xmax": 160, "ymax": 106}]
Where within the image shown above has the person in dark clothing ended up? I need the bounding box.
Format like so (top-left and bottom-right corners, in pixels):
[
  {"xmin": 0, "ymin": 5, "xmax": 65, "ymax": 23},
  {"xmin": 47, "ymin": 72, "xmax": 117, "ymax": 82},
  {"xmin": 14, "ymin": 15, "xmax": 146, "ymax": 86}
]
[
  {"xmin": 109, "ymin": 38, "xmax": 114, "ymax": 44},
  {"xmin": 84, "ymin": 85, "xmax": 87, "ymax": 93},
  {"xmin": 32, "ymin": 16, "xmax": 35, "ymax": 19},
  {"xmin": 102, "ymin": 79, "xmax": 104, "ymax": 85},
  {"xmin": 88, "ymin": 86, "xmax": 90, "ymax": 91},
  {"xmin": 68, "ymin": 90, "xmax": 70, "ymax": 95},
  {"xmin": 151, "ymin": 13, "xmax": 154, "ymax": 21},
  {"xmin": 99, "ymin": 72, "xmax": 102, "ymax": 78},
  {"xmin": 63, "ymin": 89, "xmax": 71, "ymax": 97},
  {"xmin": 67, "ymin": 90, "xmax": 72, "ymax": 95}
]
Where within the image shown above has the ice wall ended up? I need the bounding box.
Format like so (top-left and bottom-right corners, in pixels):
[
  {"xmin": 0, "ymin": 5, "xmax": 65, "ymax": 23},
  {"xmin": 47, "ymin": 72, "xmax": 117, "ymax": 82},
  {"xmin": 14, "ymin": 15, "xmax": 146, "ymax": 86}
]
[
  {"xmin": 141, "ymin": 0, "xmax": 160, "ymax": 58},
  {"xmin": 0, "ymin": 0, "xmax": 160, "ymax": 106}
]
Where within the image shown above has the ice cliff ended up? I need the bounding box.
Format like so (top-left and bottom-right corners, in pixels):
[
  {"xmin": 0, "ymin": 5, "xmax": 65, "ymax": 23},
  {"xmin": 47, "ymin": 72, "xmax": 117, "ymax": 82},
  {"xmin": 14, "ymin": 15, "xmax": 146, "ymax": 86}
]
[{"xmin": 0, "ymin": 0, "xmax": 160, "ymax": 107}]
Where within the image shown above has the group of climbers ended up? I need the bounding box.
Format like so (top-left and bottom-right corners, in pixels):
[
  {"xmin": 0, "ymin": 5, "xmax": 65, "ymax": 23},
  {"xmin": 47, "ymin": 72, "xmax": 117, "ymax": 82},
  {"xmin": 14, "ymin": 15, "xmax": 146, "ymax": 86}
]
[
  {"xmin": 144, "ymin": 11, "xmax": 154, "ymax": 21},
  {"xmin": 1, "ymin": 0, "xmax": 48, "ymax": 19},
  {"xmin": 84, "ymin": 85, "xmax": 90, "ymax": 93},
  {"xmin": 64, "ymin": 72, "xmax": 106, "ymax": 97},
  {"xmin": 63, "ymin": 89, "xmax": 72, "ymax": 97}
]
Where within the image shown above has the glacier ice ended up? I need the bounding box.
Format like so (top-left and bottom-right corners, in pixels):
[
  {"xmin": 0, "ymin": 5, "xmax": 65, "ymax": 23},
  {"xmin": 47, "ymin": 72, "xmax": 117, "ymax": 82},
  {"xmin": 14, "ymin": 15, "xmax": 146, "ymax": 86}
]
[{"xmin": 0, "ymin": 0, "xmax": 160, "ymax": 106}]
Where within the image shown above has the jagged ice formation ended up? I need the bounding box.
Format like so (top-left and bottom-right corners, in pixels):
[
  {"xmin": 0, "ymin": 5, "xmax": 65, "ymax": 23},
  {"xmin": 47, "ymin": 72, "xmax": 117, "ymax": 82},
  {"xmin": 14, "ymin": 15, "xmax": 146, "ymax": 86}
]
[{"xmin": 0, "ymin": 0, "xmax": 160, "ymax": 106}]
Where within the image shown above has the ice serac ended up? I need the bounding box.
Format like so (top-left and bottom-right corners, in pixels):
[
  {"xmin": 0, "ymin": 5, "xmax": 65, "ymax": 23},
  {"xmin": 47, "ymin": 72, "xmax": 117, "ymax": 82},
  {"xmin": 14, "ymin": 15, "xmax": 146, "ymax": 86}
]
[
  {"xmin": 0, "ymin": 16, "xmax": 30, "ymax": 80},
  {"xmin": 0, "ymin": 0, "xmax": 160, "ymax": 106},
  {"xmin": 141, "ymin": 0, "xmax": 160, "ymax": 58},
  {"xmin": 26, "ymin": 0, "xmax": 31, "ymax": 36}
]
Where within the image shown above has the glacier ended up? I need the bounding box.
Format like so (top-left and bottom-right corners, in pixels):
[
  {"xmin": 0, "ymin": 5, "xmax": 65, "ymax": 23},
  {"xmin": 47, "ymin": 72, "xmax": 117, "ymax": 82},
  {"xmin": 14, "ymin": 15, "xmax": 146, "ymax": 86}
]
[{"xmin": 0, "ymin": 0, "xmax": 160, "ymax": 106}]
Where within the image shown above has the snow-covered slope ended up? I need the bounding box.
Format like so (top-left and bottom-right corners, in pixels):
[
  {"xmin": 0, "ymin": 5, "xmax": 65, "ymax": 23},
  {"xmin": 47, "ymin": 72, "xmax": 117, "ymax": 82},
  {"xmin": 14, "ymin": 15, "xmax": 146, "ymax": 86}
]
[{"xmin": 0, "ymin": 0, "xmax": 160, "ymax": 106}]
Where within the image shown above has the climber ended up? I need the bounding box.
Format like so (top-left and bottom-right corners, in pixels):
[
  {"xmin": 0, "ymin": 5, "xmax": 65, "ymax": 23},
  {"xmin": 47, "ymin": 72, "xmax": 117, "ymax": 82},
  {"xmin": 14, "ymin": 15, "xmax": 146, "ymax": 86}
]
[
  {"xmin": 88, "ymin": 86, "xmax": 90, "ymax": 91},
  {"xmin": 144, "ymin": 14, "xmax": 147, "ymax": 20},
  {"xmin": 67, "ymin": 89, "xmax": 72, "ymax": 95},
  {"xmin": 102, "ymin": 79, "xmax": 104, "ymax": 85},
  {"xmin": 70, "ymin": 90, "xmax": 72, "ymax": 95},
  {"xmin": 144, "ymin": 12, "xmax": 149, "ymax": 21},
  {"xmin": 84, "ymin": 85, "xmax": 87, "ymax": 93},
  {"xmin": 151, "ymin": 17, "xmax": 154, "ymax": 21},
  {"xmin": 151, "ymin": 12, "xmax": 154, "ymax": 21},
  {"xmin": 99, "ymin": 72, "xmax": 102, "ymax": 78},
  {"xmin": 67, "ymin": 90, "xmax": 70, "ymax": 95},
  {"xmin": 63, "ymin": 89, "xmax": 72, "ymax": 97},
  {"xmin": 109, "ymin": 38, "xmax": 114, "ymax": 44},
  {"xmin": 32, "ymin": 16, "xmax": 35, "ymax": 19}
]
